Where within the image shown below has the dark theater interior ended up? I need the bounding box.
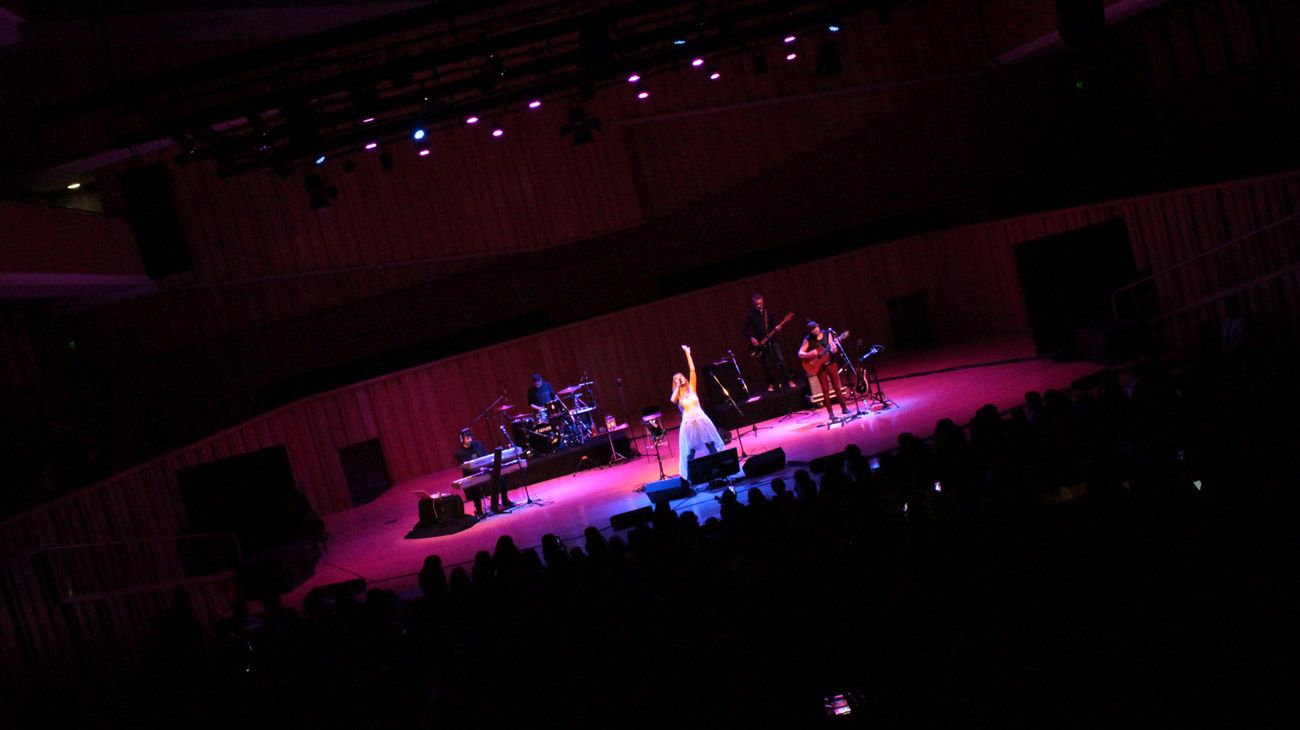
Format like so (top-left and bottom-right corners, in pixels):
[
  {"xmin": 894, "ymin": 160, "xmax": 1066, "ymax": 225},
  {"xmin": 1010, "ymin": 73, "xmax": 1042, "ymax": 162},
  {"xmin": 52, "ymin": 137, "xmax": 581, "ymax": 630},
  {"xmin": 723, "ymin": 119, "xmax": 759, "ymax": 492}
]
[{"xmin": 1, "ymin": 0, "xmax": 1298, "ymax": 726}]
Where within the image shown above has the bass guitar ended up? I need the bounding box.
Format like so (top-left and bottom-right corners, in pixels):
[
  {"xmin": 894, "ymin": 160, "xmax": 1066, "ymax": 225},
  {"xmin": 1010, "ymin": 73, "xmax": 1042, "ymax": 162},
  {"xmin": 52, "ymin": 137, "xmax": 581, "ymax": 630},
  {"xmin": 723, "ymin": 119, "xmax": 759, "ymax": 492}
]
[
  {"xmin": 748, "ymin": 312, "xmax": 795, "ymax": 358},
  {"xmin": 800, "ymin": 329, "xmax": 850, "ymax": 375}
]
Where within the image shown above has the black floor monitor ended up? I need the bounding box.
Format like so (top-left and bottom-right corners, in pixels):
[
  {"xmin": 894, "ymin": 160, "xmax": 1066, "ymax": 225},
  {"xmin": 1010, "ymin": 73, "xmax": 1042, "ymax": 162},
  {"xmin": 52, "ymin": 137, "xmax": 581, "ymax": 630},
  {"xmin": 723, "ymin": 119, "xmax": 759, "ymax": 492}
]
[{"xmin": 687, "ymin": 447, "xmax": 739, "ymax": 485}]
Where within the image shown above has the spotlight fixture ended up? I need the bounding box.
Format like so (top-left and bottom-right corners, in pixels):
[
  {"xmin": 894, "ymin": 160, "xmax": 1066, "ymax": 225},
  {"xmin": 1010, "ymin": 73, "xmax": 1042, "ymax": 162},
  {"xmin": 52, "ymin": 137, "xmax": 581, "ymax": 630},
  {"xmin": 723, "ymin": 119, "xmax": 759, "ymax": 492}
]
[
  {"xmin": 418, "ymin": 149, "xmax": 431, "ymax": 157},
  {"xmin": 783, "ymin": 35, "xmax": 797, "ymax": 44},
  {"xmin": 707, "ymin": 64, "xmax": 721, "ymax": 80},
  {"xmin": 465, "ymin": 115, "xmax": 480, "ymax": 125},
  {"xmin": 412, "ymin": 128, "xmax": 426, "ymax": 140},
  {"xmin": 479, "ymin": 49, "xmax": 507, "ymax": 93},
  {"xmin": 673, "ymin": 38, "xmax": 686, "ymax": 46},
  {"xmin": 361, "ymin": 117, "xmax": 376, "ymax": 124},
  {"xmin": 314, "ymin": 155, "xmax": 327, "ymax": 166},
  {"xmin": 626, "ymin": 73, "xmax": 641, "ymax": 83},
  {"xmin": 527, "ymin": 99, "xmax": 543, "ymax": 109},
  {"xmin": 364, "ymin": 142, "xmax": 378, "ymax": 150},
  {"xmin": 691, "ymin": 57, "xmax": 704, "ymax": 67},
  {"xmin": 66, "ymin": 182, "xmax": 81, "ymax": 190},
  {"xmin": 828, "ymin": 23, "xmax": 841, "ymax": 32},
  {"xmin": 491, "ymin": 126, "xmax": 505, "ymax": 138},
  {"xmin": 785, "ymin": 52, "xmax": 798, "ymax": 61}
]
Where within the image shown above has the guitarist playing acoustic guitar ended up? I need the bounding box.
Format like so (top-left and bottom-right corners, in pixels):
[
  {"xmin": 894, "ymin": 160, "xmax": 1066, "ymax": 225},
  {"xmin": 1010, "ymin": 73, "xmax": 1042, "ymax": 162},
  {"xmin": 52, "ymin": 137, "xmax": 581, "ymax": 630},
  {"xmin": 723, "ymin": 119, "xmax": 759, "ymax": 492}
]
[
  {"xmin": 742, "ymin": 294, "xmax": 798, "ymax": 392},
  {"xmin": 799, "ymin": 320, "xmax": 851, "ymax": 422}
]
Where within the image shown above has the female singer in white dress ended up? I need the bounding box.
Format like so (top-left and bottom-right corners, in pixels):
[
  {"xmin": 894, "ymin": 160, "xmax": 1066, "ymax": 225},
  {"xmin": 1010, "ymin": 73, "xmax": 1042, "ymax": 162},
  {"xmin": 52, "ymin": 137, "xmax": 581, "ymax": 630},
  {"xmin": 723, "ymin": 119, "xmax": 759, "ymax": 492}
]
[{"xmin": 671, "ymin": 345, "xmax": 726, "ymax": 481}]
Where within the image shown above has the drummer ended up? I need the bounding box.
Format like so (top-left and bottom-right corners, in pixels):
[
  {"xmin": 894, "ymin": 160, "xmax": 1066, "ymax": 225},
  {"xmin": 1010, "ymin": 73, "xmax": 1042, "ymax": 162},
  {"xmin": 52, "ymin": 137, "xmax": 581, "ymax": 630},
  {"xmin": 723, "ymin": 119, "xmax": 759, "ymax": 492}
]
[{"xmin": 527, "ymin": 373, "xmax": 558, "ymax": 417}]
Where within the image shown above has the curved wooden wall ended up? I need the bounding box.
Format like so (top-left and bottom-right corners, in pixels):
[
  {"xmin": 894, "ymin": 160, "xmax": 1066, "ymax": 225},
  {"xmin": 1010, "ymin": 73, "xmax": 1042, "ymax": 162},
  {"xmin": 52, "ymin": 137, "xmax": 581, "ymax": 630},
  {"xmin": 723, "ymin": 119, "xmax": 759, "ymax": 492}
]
[{"xmin": 2, "ymin": 170, "xmax": 1298, "ymax": 560}]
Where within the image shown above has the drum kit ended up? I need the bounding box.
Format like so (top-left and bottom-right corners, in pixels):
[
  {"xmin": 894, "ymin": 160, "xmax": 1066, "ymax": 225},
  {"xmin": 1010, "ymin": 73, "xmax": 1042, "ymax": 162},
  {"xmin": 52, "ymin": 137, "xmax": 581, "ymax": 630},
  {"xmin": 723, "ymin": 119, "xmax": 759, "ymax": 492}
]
[{"xmin": 501, "ymin": 380, "xmax": 599, "ymax": 456}]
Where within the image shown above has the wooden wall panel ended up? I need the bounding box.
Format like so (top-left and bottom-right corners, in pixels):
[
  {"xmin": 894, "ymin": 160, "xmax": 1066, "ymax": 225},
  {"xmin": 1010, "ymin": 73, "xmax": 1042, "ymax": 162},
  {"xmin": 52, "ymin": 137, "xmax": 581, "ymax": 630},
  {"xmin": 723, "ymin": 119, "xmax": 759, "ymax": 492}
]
[{"xmin": 3, "ymin": 171, "xmax": 1299, "ymax": 561}]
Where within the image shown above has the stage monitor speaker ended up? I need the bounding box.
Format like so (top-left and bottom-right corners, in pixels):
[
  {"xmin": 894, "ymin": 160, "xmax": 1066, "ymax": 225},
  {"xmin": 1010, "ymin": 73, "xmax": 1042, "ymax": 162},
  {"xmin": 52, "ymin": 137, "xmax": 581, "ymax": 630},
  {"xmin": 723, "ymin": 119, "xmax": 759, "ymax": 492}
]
[
  {"xmin": 743, "ymin": 447, "xmax": 786, "ymax": 478},
  {"xmin": 611, "ymin": 505, "xmax": 655, "ymax": 529},
  {"xmin": 417, "ymin": 494, "xmax": 465, "ymax": 526},
  {"xmin": 304, "ymin": 578, "xmax": 367, "ymax": 607},
  {"xmin": 687, "ymin": 447, "xmax": 739, "ymax": 485},
  {"xmin": 645, "ymin": 477, "xmax": 693, "ymax": 504},
  {"xmin": 1070, "ymin": 369, "xmax": 1111, "ymax": 391},
  {"xmin": 810, "ymin": 451, "xmax": 847, "ymax": 475}
]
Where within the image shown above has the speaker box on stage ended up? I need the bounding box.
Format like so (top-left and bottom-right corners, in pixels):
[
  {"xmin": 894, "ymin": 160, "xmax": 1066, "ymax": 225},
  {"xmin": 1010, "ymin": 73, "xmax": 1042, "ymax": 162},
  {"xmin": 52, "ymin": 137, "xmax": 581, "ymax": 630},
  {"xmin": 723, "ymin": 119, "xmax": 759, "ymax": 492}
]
[
  {"xmin": 743, "ymin": 448, "xmax": 786, "ymax": 478},
  {"xmin": 809, "ymin": 451, "xmax": 847, "ymax": 475},
  {"xmin": 611, "ymin": 505, "xmax": 655, "ymax": 529},
  {"xmin": 304, "ymin": 578, "xmax": 367, "ymax": 607},
  {"xmin": 687, "ymin": 447, "xmax": 739, "ymax": 485},
  {"xmin": 1070, "ymin": 369, "xmax": 1111, "ymax": 392},
  {"xmin": 645, "ymin": 477, "xmax": 693, "ymax": 505},
  {"xmin": 417, "ymin": 494, "xmax": 465, "ymax": 526}
]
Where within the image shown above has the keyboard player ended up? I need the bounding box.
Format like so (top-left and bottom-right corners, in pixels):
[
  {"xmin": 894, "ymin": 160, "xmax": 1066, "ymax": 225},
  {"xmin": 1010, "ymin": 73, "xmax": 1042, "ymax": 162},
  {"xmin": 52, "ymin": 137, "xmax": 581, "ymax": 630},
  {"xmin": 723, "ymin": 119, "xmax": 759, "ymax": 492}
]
[{"xmin": 454, "ymin": 429, "xmax": 514, "ymax": 516}]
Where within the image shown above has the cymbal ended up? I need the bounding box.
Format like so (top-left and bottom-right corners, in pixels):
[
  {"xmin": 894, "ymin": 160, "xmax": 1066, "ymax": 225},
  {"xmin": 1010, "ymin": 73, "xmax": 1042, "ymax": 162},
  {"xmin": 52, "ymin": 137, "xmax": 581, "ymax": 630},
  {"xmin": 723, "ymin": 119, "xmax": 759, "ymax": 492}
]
[
  {"xmin": 494, "ymin": 403, "xmax": 516, "ymax": 411},
  {"xmin": 557, "ymin": 381, "xmax": 594, "ymax": 395}
]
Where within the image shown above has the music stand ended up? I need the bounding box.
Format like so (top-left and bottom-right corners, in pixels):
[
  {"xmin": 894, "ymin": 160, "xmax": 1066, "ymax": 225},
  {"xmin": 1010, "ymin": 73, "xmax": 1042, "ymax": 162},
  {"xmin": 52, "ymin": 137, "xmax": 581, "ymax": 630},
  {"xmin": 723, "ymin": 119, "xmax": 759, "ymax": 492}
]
[
  {"xmin": 858, "ymin": 345, "xmax": 897, "ymax": 412},
  {"xmin": 641, "ymin": 412, "xmax": 669, "ymax": 480}
]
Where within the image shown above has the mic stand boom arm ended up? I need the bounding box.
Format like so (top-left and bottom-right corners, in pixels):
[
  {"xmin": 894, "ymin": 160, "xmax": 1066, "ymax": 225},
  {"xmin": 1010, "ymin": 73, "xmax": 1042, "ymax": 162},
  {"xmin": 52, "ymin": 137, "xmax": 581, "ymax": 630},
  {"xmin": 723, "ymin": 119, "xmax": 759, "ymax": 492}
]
[{"xmin": 709, "ymin": 371, "xmax": 749, "ymax": 458}]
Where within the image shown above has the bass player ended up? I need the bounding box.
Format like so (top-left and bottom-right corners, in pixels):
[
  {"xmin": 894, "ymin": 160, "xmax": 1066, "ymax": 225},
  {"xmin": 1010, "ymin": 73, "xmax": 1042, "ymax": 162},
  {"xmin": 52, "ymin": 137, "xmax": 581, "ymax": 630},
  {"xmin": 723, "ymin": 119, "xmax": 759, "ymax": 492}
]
[{"xmin": 742, "ymin": 294, "xmax": 797, "ymax": 392}]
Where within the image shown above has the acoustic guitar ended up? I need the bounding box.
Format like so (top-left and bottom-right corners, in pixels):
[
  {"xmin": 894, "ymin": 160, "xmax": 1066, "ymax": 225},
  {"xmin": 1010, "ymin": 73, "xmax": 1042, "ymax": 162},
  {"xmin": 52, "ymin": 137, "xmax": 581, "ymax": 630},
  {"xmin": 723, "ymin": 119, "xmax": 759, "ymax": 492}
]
[
  {"xmin": 800, "ymin": 329, "xmax": 850, "ymax": 375},
  {"xmin": 748, "ymin": 312, "xmax": 795, "ymax": 358}
]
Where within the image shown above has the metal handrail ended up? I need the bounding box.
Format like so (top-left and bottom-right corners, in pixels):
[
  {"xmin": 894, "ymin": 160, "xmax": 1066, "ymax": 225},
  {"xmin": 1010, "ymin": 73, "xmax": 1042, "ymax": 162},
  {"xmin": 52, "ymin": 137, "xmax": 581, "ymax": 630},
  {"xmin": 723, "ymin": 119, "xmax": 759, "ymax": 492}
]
[
  {"xmin": 1111, "ymin": 210, "xmax": 1300, "ymax": 317},
  {"xmin": 41, "ymin": 530, "xmax": 243, "ymax": 563}
]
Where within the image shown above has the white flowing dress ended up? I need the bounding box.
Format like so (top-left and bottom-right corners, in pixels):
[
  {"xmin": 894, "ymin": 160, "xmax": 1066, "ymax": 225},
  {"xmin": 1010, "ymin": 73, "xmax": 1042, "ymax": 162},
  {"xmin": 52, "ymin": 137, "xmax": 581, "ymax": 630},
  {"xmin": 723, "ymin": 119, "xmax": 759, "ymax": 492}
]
[{"xmin": 677, "ymin": 388, "xmax": 725, "ymax": 481}]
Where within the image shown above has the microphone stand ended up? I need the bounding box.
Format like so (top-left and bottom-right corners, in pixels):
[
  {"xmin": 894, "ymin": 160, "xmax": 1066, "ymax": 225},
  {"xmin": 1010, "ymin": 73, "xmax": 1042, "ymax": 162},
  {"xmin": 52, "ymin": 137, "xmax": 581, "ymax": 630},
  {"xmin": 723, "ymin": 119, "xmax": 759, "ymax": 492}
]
[
  {"xmin": 709, "ymin": 370, "xmax": 750, "ymax": 459},
  {"xmin": 728, "ymin": 349, "xmax": 773, "ymax": 437},
  {"xmin": 827, "ymin": 328, "xmax": 865, "ymax": 423},
  {"xmin": 470, "ymin": 393, "xmax": 508, "ymax": 449},
  {"xmin": 597, "ymin": 379, "xmax": 629, "ymax": 468},
  {"xmin": 858, "ymin": 345, "xmax": 897, "ymax": 411}
]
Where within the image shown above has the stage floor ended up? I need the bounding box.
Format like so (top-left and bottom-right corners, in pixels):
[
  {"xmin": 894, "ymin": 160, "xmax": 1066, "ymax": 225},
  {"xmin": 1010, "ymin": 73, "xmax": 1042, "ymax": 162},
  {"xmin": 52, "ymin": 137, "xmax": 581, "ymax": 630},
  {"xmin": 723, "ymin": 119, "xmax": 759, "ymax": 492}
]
[{"xmin": 285, "ymin": 338, "xmax": 1102, "ymax": 606}]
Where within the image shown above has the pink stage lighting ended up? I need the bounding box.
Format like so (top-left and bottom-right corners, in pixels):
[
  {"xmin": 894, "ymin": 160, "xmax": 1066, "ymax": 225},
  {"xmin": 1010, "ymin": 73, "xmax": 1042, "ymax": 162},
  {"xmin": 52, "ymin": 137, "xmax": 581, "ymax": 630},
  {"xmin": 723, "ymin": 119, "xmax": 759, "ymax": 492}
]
[
  {"xmin": 627, "ymin": 73, "xmax": 641, "ymax": 83},
  {"xmin": 528, "ymin": 99, "xmax": 542, "ymax": 109},
  {"xmin": 691, "ymin": 57, "xmax": 704, "ymax": 67},
  {"xmin": 465, "ymin": 115, "xmax": 480, "ymax": 125},
  {"xmin": 491, "ymin": 127, "xmax": 505, "ymax": 137},
  {"xmin": 364, "ymin": 142, "xmax": 378, "ymax": 150},
  {"xmin": 418, "ymin": 149, "xmax": 431, "ymax": 157},
  {"xmin": 361, "ymin": 117, "xmax": 376, "ymax": 124},
  {"xmin": 637, "ymin": 90, "xmax": 650, "ymax": 99},
  {"xmin": 783, "ymin": 35, "xmax": 797, "ymax": 44},
  {"xmin": 709, "ymin": 71, "xmax": 721, "ymax": 80},
  {"xmin": 786, "ymin": 52, "xmax": 798, "ymax": 61}
]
